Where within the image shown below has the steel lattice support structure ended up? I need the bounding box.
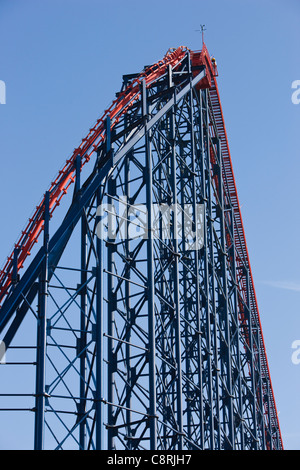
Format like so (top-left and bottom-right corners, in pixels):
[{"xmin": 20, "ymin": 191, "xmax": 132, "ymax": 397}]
[{"xmin": 0, "ymin": 45, "xmax": 283, "ymax": 450}]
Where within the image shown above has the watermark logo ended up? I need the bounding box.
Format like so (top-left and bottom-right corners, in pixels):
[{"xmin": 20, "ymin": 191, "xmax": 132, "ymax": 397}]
[
  {"xmin": 96, "ymin": 197, "xmax": 204, "ymax": 250},
  {"xmin": 291, "ymin": 80, "xmax": 300, "ymax": 105},
  {"xmin": 0, "ymin": 340, "xmax": 6, "ymax": 364},
  {"xmin": 291, "ymin": 340, "xmax": 300, "ymax": 365},
  {"xmin": 0, "ymin": 80, "xmax": 6, "ymax": 104}
]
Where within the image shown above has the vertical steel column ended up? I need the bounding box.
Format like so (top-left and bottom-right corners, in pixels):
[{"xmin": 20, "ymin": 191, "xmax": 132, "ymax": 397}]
[
  {"xmin": 215, "ymin": 136, "xmax": 234, "ymax": 448},
  {"xmin": 157, "ymin": 120, "xmax": 168, "ymax": 449},
  {"xmin": 180, "ymin": 167, "xmax": 190, "ymax": 438},
  {"xmin": 264, "ymin": 377, "xmax": 272, "ymax": 449},
  {"xmin": 79, "ymin": 195, "xmax": 87, "ymax": 450},
  {"xmin": 255, "ymin": 320, "xmax": 267, "ymax": 449},
  {"xmin": 124, "ymin": 151, "xmax": 132, "ymax": 448},
  {"xmin": 34, "ymin": 191, "xmax": 50, "ymax": 450},
  {"xmin": 122, "ymin": 94, "xmax": 132, "ymax": 447},
  {"xmin": 187, "ymin": 68, "xmax": 204, "ymax": 447},
  {"xmin": 244, "ymin": 267, "xmax": 259, "ymax": 449},
  {"xmin": 72, "ymin": 154, "xmax": 89, "ymax": 448},
  {"xmin": 143, "ymin": 79, "xmax": 157, "ymax": 450},
  {"xmin": 106, "ymin": 115, "xmax": 115, "ymax": 449},
  {"xmin": 229, "ymin": 206, "xmax": 245, "ymax": 449},
  {"xmin": 201, "ymin": 89, "xmax": 216, "ymax": 449},
  {"xmin": 95, "ymin": 178, "xmax": 104, "ymax": 450},
  {"xmin": 196, "ymin": 87, "xmax": 207, "ymax": 449},
  {"xmin": 169, "ymin": 76, "xmax": 183, "ymax": 449},
  {"xmin": 107, "ymin": 181, "xmax": 115, "ymax": 449}
]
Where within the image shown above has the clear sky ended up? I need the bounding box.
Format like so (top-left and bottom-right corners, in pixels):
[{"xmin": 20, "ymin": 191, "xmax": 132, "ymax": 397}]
[{"xmin": 0, "ymin": 0, "xmax": 299, "ymax": 450}]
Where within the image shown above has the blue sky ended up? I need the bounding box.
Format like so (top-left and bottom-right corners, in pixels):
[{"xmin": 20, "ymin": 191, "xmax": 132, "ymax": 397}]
[{"xmin": 0, "ymin": 0, "xmax": 299, "ymax": 450}]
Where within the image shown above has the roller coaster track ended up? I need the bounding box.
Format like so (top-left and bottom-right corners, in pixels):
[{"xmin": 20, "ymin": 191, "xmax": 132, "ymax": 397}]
[{"xmin": 0, "ymin": 43, "xmax": 283, "ymax": 450}]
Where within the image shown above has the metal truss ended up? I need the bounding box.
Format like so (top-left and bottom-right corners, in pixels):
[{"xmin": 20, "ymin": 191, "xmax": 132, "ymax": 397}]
[{"xmin": 0, "ymin": 46, "xmax": 283, "ymax": 450}]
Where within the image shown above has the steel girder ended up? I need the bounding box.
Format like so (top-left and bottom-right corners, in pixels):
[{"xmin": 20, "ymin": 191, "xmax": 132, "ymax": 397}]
[{"xmin": 0, "ymin": 50, "xmax": 282, "ymax": 450}]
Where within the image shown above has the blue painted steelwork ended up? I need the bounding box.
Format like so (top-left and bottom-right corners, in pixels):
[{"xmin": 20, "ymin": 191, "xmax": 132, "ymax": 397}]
[
  {"xmin": 34, "ymin": 191, "xmax": 50, "ymax": 450},
  {"xmin": 0, "ymin": 49, "xmax": 283, "ymax": 450}
]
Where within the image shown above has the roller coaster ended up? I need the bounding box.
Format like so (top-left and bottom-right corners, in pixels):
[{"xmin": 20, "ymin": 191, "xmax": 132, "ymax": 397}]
[{"xmin": 0, "ymin": 43, "xmax": 283, "ymax": 450}]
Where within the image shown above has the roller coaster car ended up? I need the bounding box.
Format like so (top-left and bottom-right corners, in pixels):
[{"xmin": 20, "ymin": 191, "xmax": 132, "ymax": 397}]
[{"xmin": 191, "ymin": 45, "xmax": 218, "ymax": 91}]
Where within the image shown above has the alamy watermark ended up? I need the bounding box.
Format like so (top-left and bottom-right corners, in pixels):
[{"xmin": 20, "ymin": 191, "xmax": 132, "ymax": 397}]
[
  {"xmin": 0, "ymin": 340, "xmax": 6, "ymax": 364},
  {"xmin": 291, "ymin": 340, "xmax": 300, "ymax": 365},
  {"xmin": 96, "ymin": 197, "xmax": 204, "ymax": 250},
  {"xmin": 291, "ymin": 80, "xmax": 300, "ymax": 105},
  {"xmin": 0, "ymin": 80, "xmax": 6, "ymax": 104}
]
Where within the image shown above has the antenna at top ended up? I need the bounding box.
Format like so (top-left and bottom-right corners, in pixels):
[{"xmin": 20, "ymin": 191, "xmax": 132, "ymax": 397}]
[{"xmin": 195, "ymin": 24, "xmax": 206, "ymax": 46}]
